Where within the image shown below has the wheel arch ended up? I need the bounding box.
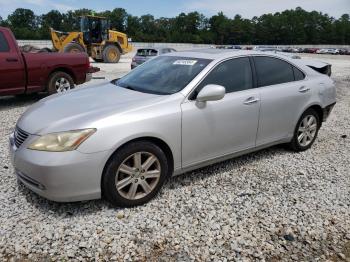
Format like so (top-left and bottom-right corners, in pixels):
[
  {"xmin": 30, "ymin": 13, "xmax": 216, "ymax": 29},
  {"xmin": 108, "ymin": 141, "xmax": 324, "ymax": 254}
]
[
  {"xmin": 101, "ymin": 136, "xmax": 175, "ymax": 192},
  {"xmin": 47, "ymin": 67, "xmax": 77, "ymax": 87},
  {"xmin": 300, "ymin": 104, "xmax": 324, "ymax": 125}
]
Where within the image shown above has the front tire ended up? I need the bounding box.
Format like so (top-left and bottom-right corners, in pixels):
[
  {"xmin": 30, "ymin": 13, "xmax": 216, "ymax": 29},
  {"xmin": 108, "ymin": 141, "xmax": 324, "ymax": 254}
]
[
  {"xmin": 102, "ymin": 141, "xmax": 169, "ymax": 207},
  {"xmin": 63, "ymin": 42, "xmax": 85, "ymax": 53},
  {"xmin": 289, "ymin": 108, "xmax": 320, "ymax": 152},
  {"xmin": 102, "ymin": 45, "xmax": 121, "ymax": 63}
]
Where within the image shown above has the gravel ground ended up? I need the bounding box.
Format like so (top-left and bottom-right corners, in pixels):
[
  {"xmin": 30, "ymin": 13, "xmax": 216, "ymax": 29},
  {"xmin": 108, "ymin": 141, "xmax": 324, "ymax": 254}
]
[{"xmin": 0, "ymin": 54, "xmax": 349, "ymax": 261}]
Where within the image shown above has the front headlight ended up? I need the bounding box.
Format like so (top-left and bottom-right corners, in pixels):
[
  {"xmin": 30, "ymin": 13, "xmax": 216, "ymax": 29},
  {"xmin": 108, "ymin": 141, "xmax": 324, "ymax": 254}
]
[{"xmin": 28, "ymin": 129, "xmax": 96, "ymax": 152}]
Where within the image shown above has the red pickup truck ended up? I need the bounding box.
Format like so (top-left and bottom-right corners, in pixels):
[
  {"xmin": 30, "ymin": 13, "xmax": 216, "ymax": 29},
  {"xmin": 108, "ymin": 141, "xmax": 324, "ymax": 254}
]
[{"xmin": 0, "ymin": 27, "xmax": 99, "ymax": 96}]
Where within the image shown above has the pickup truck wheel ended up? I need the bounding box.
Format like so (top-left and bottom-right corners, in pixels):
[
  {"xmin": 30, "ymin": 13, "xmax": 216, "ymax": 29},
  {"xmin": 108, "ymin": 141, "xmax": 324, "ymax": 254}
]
[
  {"xmin": 48, "ymin": 72, "xmax": 74, "ymax": 95},
  {"xmin": 103, "ymin": 45, "xmax": 121, "ymax": 63}
]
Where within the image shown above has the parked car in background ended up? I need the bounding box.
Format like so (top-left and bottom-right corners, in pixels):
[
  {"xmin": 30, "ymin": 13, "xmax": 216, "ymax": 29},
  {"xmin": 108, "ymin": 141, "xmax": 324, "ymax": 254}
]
[
  {"xmin": 254, "ymin": 47, "xmax": 281, "ymax": 52},
  {"xmin": 303, "ymin": 48, "xmax": 319, "ymax": 53},
  {"xmin": 10, "ymin": 49, "xmax": 336, "ymax": 207},
  {"xmin": 316, "ymin": 49, "xmax": 328, "ymax": 54},
  {"xmin": 316, "ymin": 48, "xmax": 340, "ymax": 55},
  {"xmin": 226, "ymin": 45, "xmax": 242, "ymax": 49},
  {"xmin": 338, "ymin": 48, "xmax": 350, "ymax": 55},
  {"xmin": 0, "ymin": 27, "xmax": 99, "ymax": 96},
  {"xmin": 291, "ymin": 47, "xmax": 302, "ymax": 53},
  {"xmin": 131, "ymin": 47, "xmax": 176, "ymax": 69}
]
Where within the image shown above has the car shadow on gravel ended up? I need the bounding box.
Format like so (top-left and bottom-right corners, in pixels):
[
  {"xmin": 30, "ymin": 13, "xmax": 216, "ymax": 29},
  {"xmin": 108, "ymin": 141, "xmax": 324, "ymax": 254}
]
[
  {"xmin": 0, "ymin": 94, "xmax": 45, "ymax": 110},
  {"xmin": 16, "ymin": 145, "xmax": 289, "ymax": 216},
  {"xmin": 17, "ymin": 181, "xmax": 112, "ymax": 217},
  {"xmin": 167, "ymin": 145, "xmax": 288, "ymax": 188}
]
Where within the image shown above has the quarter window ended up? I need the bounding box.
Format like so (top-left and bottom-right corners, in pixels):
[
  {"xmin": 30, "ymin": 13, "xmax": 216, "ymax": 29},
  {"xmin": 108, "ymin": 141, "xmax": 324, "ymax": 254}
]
[
  {"xmin": 293, "ymin": 66, "xmax": 305, "ymax": 81},
  {"xmin": 0, "ymin": 32, "xmax": 10, "ymax": 52},
  {"xmin": 196, "ymin": 57, "xmax": 253, "ymax": 95},
  {"xmin": 254, "ymin": 56, "xmax": 294, "ymax": 87}
]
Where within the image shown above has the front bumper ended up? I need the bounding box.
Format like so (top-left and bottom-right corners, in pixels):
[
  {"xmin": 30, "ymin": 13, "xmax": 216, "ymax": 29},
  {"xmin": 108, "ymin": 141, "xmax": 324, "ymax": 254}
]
[
  {"xmin": 9, "ymin": 132, "xmax": 110, "ymax": 202},
  {"xmin": 86, "ymin": 67, "xmax": 100, "ymax": 82}
]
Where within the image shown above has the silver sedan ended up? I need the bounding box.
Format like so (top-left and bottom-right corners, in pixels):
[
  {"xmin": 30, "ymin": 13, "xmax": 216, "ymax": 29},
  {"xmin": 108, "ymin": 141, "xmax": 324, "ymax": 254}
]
[{"xmin": 9, "ymin": 50, "xmax": 336, "ymax": 207}]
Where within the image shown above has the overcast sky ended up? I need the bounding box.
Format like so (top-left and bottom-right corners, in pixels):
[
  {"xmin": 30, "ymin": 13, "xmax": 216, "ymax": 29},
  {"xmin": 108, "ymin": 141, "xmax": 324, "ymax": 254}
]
[{"xmin": 0, "ymin": 0, "xmax": 349, "ymax": 19}]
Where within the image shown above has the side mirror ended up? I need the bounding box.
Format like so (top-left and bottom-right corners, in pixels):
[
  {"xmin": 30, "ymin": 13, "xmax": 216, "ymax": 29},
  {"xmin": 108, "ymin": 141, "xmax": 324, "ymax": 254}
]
[{"xmin": 196, "ymin": 84, "xmax": 225, "ymax": 102}]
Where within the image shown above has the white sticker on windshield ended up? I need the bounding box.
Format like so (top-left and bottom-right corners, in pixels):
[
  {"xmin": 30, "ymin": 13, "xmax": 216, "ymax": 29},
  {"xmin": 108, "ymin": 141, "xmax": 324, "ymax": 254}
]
[{"xmin": 173, "ymin": 60, "xmax": 197, "ymax": 66}]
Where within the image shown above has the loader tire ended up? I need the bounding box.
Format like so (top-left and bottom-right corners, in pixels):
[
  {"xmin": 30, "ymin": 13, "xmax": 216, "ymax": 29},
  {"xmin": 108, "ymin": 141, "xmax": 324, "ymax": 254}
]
[
  {"xmin": 63, "ymin": 43, "xmax": 85, "ymax": 53},
  {"xmin": 103, "ymin": 45, "xmax": 121, "ymax": 63}
]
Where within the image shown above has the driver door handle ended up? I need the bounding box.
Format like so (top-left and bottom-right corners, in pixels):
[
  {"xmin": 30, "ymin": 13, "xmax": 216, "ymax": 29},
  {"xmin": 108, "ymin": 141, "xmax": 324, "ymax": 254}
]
[{"xmin": 244, "ymin": 97, "xmax": 260, "ymax": 105}]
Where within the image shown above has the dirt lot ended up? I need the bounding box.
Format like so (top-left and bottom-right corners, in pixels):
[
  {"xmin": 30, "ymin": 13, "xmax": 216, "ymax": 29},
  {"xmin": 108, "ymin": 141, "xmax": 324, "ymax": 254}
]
[{"xmin": 0, "ymin": 53, "xmax": 349, "ymax": 261}]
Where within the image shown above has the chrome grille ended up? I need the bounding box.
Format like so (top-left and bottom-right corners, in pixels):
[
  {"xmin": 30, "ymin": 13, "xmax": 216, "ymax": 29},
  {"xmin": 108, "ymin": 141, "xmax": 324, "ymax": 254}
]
[{"xmin": 14, "ymin": 127, "xmax": 29, "ymax": 148}]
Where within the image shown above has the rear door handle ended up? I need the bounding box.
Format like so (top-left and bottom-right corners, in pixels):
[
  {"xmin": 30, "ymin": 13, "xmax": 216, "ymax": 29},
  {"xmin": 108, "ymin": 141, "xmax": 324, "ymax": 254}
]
[
  {"xmin": 6, "ymin": 58, "xmax": 19, "ymax": 62},
  {"xmin": 244, "ymin": 97, "xmax": 260, "ymax": 105},
  {"xmin": 299, "ymin": 86, "xmax": 310, "ymax": 93}
]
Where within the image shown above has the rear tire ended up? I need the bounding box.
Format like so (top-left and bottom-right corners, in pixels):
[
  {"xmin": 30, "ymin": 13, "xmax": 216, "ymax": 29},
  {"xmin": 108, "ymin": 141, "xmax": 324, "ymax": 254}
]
[
  {"xmin": 63, "ymin": 43, "xmax": 85, "ymax": 53},
  {"xmin": 102, "ymin": 141, "xmax": 169, "ymax": 207},
  {"xmin": 47, "ymin": 71, "xmax": 74, "ymax": 95},
  {"xmin": 102, "ymin": 45, "xmax": 121, "ymax": 63},
  {"xmin": 288, "ymin": 108, "xmax": 320, "ymax": 152}
]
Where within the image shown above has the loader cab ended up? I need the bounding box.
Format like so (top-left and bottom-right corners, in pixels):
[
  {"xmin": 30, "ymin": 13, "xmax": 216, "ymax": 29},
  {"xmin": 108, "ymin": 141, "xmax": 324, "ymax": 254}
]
[{"xmin": 80, "ymin": 16, "xmax": 109, "ymax": 44}]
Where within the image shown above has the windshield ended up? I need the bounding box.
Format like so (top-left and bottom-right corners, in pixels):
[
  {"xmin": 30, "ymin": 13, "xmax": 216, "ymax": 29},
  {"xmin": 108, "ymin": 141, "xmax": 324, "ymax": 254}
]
[
  {"xmin": 115, "ymin": 56, "xmax": 212, "ymax": 95},
  {"xmin": 136, "ymin": 49, "xmax": 158, "ymax": 56}
]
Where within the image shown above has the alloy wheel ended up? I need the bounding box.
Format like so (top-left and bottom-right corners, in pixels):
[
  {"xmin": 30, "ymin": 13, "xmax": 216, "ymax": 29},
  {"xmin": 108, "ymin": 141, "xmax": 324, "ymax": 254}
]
[
  {"xmin": 55, "ymin": 77, "xmax": 71, "ymax": 93},
  {"xmin": 297, "ymin": 115, "xmax": 318, "ymax": 147},
  {"xmin": 115, "ymin": 152, "xmax": 161, "ymax": 200}
]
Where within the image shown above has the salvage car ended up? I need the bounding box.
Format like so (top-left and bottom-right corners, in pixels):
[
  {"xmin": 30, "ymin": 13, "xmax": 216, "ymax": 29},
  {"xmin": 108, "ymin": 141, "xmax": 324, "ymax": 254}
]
[
  {"xmin": 0, "ymin": 27, "xmax": 99, "ymax": 96},
  {"xmin": 131, "ymin": 47, "xmax": 176, "ymax": 69},
  {"xmin": 316, "ymin": 48, "xmax": 340, "ymax": 55},
  {"xmin": 10, "ymin": 49, "xmax": 336, "ymax": 207}
]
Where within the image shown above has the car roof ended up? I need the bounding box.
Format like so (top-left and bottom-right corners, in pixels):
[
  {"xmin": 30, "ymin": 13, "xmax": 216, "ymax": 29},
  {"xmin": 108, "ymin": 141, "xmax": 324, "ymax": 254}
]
[
  {"xmin": 165, "ymin": 48, "xmax": 292, "ymax": 61},
  {"xmin": 137, "ymin": 47, "xmax": 173, "ymax": 51}
]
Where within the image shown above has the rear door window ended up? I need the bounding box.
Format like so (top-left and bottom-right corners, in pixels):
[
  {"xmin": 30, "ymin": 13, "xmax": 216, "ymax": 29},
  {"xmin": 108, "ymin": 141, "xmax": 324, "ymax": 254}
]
[
  {"xmin": 196, "ymin": 57, "xmax": 253, "ymax": 94},
  {"xmin": 254, "ymin": 56, "xmax": 294, "ymax": 87},
  {"xmin": 0, "ymin": 32, "xmax": 10, "ymax": 52}
]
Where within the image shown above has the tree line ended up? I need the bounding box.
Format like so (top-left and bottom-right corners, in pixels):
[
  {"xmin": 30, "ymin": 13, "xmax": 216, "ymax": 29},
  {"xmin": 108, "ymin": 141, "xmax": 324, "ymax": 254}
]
[{"xmin": 0, "ymin": 7, "xmax": 349, "ymax": 44}]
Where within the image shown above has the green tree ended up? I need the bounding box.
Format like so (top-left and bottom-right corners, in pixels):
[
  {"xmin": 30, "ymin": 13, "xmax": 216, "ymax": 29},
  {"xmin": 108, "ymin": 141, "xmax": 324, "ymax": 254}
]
[
  {"xmin": 1, "ymin": 7, "xmax": 350, "ymax": 44},
  {"xmin": 7, "ymin": 8, "xmax": 39, "ymax": 39},
  {"xmin": 100, "ymin": 8, "xmax": 128, "ymax": 31},
  {"xmin": 39, "ymin": 10, "xmax": 64, "ymax": 38},
  {"xmin": 209, "ymin": 12, "xmax": 231, "ymax": 44}
]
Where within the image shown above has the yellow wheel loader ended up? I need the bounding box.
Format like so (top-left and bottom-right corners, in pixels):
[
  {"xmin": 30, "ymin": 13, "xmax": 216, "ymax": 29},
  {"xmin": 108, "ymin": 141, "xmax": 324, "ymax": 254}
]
[{"xmin": 50, "ymin": 15, "xmax": 132, "ymax": 63}]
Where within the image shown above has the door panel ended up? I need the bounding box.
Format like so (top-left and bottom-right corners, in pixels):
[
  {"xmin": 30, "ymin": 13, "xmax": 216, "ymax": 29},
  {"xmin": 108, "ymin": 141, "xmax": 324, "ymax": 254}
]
[
  {"xmin": 0, "ymin": 31, "xmax": 25, "ymax": 95},
  {"xmin": 181, "ymin": 90, "xmax": 260, "ymax": 167},
  {"xmin": 252, "ymin": 56, "xmax": 312, "ymax": 145},
  {"xmin": 256, "ymin": 81, "xmax": 312, "ymax": 145}
]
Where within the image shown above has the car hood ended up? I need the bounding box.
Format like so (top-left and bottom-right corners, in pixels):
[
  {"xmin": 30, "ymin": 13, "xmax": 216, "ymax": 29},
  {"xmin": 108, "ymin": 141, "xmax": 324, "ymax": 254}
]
[{"xmin": 17, "ymin": 82, "xmax": 165, "ymax": 135}]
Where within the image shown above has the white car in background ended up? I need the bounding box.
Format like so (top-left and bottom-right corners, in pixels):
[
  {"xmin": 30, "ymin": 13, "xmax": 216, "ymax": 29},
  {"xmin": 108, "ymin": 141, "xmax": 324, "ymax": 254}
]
[{"xmin": 316, "ymin": 48, "xmax": 340, "ymax": 55}]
